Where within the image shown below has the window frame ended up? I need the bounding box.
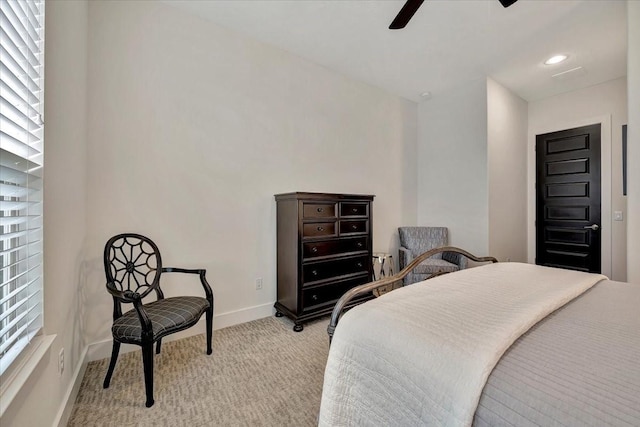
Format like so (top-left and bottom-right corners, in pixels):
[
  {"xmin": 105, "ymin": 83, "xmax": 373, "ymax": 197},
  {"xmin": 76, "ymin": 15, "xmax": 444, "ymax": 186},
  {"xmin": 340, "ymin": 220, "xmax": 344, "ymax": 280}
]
[{"xmin": 0, "ymin": 0, "xmax": 50, "ymax": 413}]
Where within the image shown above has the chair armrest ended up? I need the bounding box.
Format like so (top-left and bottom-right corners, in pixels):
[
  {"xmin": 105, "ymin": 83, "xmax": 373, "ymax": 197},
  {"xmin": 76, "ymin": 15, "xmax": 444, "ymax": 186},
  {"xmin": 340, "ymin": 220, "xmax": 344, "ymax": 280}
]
[
  {"xmin": 106, "ymin": 281, "xmax": 140, "ymax": 303},
  {"xmin": 458, "ymin": 255, "xmax": 467, "ymax": 269},
  {"xmin": 442, "ymin": 251, "xmax": 467, "ymax": 270},
  {"xmin": 398, "ymin": 247, "xmax": 415, "ymax": 286},
  {"xmin": 106, "ymin": 282, "xmax": 153, "ymax": 334},
  {"xmin": 161, "ymin": 267, "xmax": 214, "ymax": 302},
  {"xmin": 398, "ymin": 247, "xmax": 413, "ymax": 269},
  {"xmin": 162, "ymin": 267, "xmax": 204, "ymax": 274}
]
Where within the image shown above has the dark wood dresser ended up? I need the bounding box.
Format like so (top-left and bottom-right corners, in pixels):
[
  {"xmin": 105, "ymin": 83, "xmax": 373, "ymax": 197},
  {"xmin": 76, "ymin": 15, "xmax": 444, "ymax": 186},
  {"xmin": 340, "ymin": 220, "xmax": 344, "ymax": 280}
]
[{"xmin": 274, "ymin": 192, "xmax": 375, "ymax": 331}]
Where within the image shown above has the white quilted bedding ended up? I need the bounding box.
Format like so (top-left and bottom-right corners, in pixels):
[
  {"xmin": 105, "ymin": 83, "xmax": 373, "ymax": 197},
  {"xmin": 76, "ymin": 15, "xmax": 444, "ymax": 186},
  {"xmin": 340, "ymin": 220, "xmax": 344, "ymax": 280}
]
[{"xmin": 318, "ymin": 262, "xmax": 606, "ymax": 427}]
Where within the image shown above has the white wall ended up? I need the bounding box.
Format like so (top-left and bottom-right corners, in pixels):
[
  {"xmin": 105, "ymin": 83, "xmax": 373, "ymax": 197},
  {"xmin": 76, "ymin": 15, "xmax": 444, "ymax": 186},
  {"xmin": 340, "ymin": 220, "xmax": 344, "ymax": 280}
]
[
  {"xmin": 82, "ymin": 0, "xmax": 417, "ymax": 353},
  {"xmin": 627, "ymin": 1, "xmax": 640, "ymax": 283},
  {"xmin": 416, "ymin": 78, "xmax": 528, "ymax": 261},
  {"xmin": 0, "ymin": 1, "xmax": 90, "ymax": 426},
  {"xmin": 527, "ymin": 77, "xmax": 628, "ymax": 281},
  {"xmin": 487, "ymin": 78, "xmax": 528, "ymax": 262},
  {"xmin": 417, "ymin": 79, "xmax": 489, "ymax": 255},
  {"xmin": 2, "ymin": 1, "xmax": 417, "ymax": 423}
]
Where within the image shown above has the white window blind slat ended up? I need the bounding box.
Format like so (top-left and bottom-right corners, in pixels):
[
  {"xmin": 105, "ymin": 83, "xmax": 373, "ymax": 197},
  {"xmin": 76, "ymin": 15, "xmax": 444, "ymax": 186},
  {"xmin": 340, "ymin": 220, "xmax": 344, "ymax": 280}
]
[
  {"xmin": 1, "ymin": 256, "xmax": 40, "ymax": 288},
  {"xmin": 0, "ymin": 200, "xmax": 42, "ymax": 215},
  {"xmin": 25, "ymin": 0, "xmax": 39, "ymax": 20},
  {"xmin": 0, "ymin": 147, "xmax": 38, "ymax": 170},
  {"xmin": 0, "ymin": 113, "xmax": 43, "ymax": 149},
  {"xmin": 0, "ymin": 0, "xmax": 44, "ymax": 376},
  {"xmin": 4, "ymin": 1, "xmax": 42, "ymax": 59},
  {"xmin": 0, "ymin": 64, "xmax": 39, "ymax": 106},
  {"xmin": 0, "ymin": 294, "xmax": 29, "ymax": 327},
  {"xmin": 0, "ymin": 165, "xmax": 40, "ymax": 189},
  {"xmin": 1, "ymin": 82, "xmax": 40, "ymax": 120},
  {"xmin": 0, "ymin": 322, "xmax": 26, "ymax": 356},
  {"xmin": 0, "ymin": 200, "xmax": 39, "ymax": 213},
  {"xmin": 0, "ymin": 132, "xmax": 39, "ymax": 161},
  {"xmin": 0, "ymin": 184, "xmax": 32, "ymax": 200},
  {"xmin": 0, "ymin": 281, "xmax": 29, "ymax": 306},
  {"xmin": 16, "ymin": 0, "xmax": 42, "ymax": 43},
  {"xmin": 0, "ymin": 235, "xmax": 42, "ymax": 256},
  {"xmin": 2, "ymin": 94, "xmax": 41, "ymax": 131},
  {"xmin": 0, "ymin": 305, "xmax": 40, "ymax": 355},
  {"xmin": 0, "ymin": 46, "xmax": 41, "ymax": 94},
  {"xmin": 0, "ymin": 21, "xmax": 41, "ymax": 74},
  {"xmin": 1, "ymin": 267, "xmax": 30, "ymax": 289}
]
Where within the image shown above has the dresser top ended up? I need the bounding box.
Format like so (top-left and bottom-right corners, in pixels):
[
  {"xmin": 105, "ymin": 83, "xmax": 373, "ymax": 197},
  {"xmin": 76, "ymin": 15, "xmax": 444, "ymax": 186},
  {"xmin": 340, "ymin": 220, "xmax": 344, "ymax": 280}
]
[{"xmin": 274, "ymin": 192, "xmax": 375, "ymax": 201}]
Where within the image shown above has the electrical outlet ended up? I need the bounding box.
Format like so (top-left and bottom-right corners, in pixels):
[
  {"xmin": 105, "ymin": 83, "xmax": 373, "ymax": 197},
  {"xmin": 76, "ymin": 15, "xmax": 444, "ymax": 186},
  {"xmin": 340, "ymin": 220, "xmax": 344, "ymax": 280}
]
[
  {"xmin": 255, "ymin": 278, "xmax": 263, "ymax": 290},
  {"xmin": 58, "ymin": 348, "xmax": 64, "ymax": 375}
]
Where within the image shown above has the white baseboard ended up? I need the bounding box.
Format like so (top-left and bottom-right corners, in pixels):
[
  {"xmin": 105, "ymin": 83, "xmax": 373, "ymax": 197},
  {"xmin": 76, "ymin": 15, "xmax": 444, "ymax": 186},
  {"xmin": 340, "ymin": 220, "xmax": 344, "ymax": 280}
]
[
  {"xmin": 213, "ymin": 302, "xmax": 275, "ymax": 330},
  {"xmin": 52, "ymin": 344, "xmax": 88, "ymax": 427},
  {"xmin": 54, "ymin": 302, "xmax": 275, "ymax": 426}
]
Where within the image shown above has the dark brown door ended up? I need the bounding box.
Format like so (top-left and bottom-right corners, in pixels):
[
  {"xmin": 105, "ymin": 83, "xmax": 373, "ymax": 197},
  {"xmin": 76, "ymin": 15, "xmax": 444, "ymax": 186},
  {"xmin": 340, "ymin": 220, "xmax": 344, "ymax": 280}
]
[{"xmin": 536, "ymin": 124, "xmax": 601, "ymax": 272}]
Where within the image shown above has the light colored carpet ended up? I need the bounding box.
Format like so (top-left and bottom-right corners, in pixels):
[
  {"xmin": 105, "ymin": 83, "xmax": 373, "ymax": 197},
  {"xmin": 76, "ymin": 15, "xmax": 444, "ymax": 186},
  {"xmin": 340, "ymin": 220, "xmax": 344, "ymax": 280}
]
[{"xmin": 67, "ymin": 316, "xmax": 330, "ymax": 427}]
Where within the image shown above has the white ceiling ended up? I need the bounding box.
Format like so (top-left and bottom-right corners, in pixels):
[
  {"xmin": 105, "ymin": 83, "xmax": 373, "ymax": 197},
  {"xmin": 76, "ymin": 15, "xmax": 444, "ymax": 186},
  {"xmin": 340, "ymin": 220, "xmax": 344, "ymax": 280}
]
[{"xmin": 164, "ymin": 0, "xmax": 627, "ymax": 103}]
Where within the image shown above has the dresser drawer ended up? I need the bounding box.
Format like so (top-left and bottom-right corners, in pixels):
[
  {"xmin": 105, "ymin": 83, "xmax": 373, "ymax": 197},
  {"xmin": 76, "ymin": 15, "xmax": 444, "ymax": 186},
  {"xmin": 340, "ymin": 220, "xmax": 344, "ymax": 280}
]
[
  {"xmin": 302, "ymin": 275, "xmax": 370, "ymax": 311},
  {"xmin": 340, "ymin": 202, "xmax": 368, "ymax": 217},
  {"xmin": 303, "ymin": 237, "xmax": 368, "ymax": 259},
  {"xmin": 302, "ymin": 222, "xmax": 336, "ymax": 238},
  {"xmin": 339, "ymin": 219, "xmax": 368, "ymax": 235},
  {"xmin": 303, "ymin": 255, "xmax": 369, "ymax": 284},
  {"xmin": 303, "ymin": 202, "xmax": 336, "ymax": 219}
]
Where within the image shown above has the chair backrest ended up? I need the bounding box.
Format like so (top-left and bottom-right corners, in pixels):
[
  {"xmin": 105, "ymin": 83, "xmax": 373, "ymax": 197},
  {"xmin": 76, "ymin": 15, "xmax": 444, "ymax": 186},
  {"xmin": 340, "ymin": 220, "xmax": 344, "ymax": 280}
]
[
  {"xmin": 398, "ymin": 227, "xmax": 448, "ymax": 259},
  {"xmin": 104, "ymin": 233, "xmax": 163, "ymax": 299}
]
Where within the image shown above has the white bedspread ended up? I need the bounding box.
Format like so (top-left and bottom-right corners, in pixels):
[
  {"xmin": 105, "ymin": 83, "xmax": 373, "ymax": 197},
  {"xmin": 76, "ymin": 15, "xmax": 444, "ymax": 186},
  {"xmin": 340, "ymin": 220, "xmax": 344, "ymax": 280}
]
[{"xmin": 318, "ymin": 262, "xmax": 606, "ymax": 427}]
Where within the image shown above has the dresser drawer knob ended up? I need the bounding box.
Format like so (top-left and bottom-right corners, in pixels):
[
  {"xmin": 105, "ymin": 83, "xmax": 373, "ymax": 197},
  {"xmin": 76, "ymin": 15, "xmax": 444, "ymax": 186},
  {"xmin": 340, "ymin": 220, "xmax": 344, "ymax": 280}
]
[
  {"xmin": 311, "ymin": 247, "xmax": 318, "ymax": 253},
  {"xmin": 357, "ymin": 242, "xmax": 363, "ymax": 247},
  {"xmin": 317, "ymin": 226, "xmax": 324, "ymax": 232},
  {"xmin": 352, "ymin": 208, "xmax": 358, "ymax": 213},
  {"xmin": 312, "ymin": 270, "xmax": 318, "ymax": 276},
  {"xmin": 317, "ymin": 207, "xmax": 324, "ymax": 213},
  {"xmin": 351, "ymin": 224, "xmax": 358, "ymax": 230},
  {"xmin": 311, "ymin": 294, "xmax": 319, "ymax": 301},
  {"xmin": 357, "ymin": 262, "xmax": 363, "ymax": 268}
]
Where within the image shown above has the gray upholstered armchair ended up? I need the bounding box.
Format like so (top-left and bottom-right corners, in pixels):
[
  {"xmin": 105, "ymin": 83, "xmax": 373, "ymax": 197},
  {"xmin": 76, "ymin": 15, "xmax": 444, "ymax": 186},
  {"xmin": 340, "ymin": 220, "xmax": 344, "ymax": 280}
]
[{"xmin": 398, "ymin": 226, "xmax": 467, "ymax": 285}]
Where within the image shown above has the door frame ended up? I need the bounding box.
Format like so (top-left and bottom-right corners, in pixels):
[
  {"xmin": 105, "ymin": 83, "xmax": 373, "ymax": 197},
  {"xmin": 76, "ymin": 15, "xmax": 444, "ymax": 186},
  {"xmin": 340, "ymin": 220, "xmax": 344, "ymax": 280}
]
[{"xmin": 527, "ymin": 114, "xmax": 612, "ymax": 278}]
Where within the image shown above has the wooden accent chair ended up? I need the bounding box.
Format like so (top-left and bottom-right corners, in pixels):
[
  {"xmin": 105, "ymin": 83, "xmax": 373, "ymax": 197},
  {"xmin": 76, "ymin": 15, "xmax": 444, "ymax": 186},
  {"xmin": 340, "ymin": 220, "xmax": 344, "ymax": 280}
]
[{"xmin": 102, "ymin": 233, "xmax": 214, "ymax": 407}]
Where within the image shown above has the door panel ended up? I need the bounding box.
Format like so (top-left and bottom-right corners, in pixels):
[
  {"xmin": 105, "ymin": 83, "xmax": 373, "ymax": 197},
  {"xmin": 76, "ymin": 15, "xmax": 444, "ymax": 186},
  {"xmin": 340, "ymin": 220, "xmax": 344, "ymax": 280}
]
[{"xmin": 536, "ymin": 124, "xmax": 601, "ymax": 273}]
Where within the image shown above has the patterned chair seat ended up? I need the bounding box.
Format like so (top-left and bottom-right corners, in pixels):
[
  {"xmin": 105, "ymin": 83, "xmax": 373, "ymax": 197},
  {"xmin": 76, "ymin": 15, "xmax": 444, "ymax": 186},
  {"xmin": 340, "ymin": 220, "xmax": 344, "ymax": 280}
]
[
  {"xmin": 112, "ymin": 296, "xmax": 210, "ymax": 343},
  {"xmin": 412, "ymin": 258, "xmax": 460, "ymax": 275}
]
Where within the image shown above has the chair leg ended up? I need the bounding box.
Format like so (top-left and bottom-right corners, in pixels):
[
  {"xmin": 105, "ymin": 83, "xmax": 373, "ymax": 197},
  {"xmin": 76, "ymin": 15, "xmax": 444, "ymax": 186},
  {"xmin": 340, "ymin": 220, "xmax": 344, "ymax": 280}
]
[
  {"xmin": 156, "ymin": 339, "xmax": 162, "ymax": 355},
  {"xmin": 206, "ymin": 307, "xmax": 213, "ymax": 355},
  {"xmin": 141, "ymin": 343, "xmax": 155, "ymax": 408},
  {"xmin": 103, "ymin": 341, "xmax": 121, "ymax": 389}
]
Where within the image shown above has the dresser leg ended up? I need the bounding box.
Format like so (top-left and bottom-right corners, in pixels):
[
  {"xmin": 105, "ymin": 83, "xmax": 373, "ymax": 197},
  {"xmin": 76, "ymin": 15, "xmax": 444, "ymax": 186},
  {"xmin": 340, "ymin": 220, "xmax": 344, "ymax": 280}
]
[
  {"xmin": 293, "ymin": 323, "xmax": 304, "ymax": 332},
  {"xmin": 275, "ymin": 311, "xmax": 283, "ymax": 317}
]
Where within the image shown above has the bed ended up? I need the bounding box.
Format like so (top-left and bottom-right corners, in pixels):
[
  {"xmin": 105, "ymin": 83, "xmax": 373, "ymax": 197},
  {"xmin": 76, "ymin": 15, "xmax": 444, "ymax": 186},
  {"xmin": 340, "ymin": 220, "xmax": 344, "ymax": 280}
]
[{"xmin": 319, "ymin": 247, "xmax": 640, "ymax": 426}]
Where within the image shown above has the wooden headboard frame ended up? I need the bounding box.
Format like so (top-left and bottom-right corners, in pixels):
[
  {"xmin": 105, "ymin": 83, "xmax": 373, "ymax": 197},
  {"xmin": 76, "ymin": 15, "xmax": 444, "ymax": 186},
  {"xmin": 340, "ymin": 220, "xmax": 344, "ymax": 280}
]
[{"xmin": 327, "ymin": 246, "xmax": 498, "ymax": 341}]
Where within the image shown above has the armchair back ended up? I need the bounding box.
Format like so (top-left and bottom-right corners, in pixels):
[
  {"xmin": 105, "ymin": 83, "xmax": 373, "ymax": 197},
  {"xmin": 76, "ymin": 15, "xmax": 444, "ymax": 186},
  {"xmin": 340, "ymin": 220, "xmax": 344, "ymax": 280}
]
[
  {"xmin": 398, "ymin": 226, "xmax": 448, "ymax": 259},
  {"xmin": 104, "ymin": 233, "xmax": 163, "ymax": 303}
]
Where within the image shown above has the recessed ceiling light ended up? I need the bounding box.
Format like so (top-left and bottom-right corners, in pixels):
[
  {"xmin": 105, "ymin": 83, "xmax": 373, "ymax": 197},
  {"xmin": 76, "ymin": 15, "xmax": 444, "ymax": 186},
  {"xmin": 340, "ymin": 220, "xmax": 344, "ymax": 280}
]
[{"xmin": 545, "ymin": 54, "xmax": 568, "ymax": 65}]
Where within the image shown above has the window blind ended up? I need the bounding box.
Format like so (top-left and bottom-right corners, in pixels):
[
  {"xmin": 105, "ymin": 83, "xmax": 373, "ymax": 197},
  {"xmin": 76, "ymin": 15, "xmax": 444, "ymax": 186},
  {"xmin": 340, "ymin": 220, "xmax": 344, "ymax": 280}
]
[{"xmin": 0, "ymin": 0, "xmax": 44, "ymax": 375}]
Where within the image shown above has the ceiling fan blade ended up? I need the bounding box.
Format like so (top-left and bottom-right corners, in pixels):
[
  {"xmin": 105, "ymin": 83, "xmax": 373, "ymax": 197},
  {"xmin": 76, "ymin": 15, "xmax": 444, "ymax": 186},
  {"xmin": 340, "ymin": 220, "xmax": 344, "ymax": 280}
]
[
  {"xmin": 389, "ymin": 0, "xmax": 425, "ymax": 30},
  {"xmin": 498, "ymin": 0, "xmax": 518, "ymax": 7}
]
